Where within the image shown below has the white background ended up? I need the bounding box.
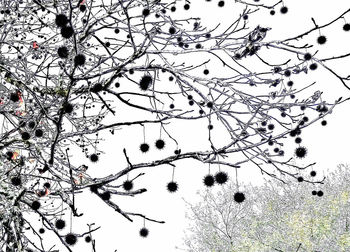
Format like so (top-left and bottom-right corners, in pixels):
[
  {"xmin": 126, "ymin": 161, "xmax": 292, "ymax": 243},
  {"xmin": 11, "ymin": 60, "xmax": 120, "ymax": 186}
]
[{"xmin": 30, "ymin": 0, "xmax": 350, "ymax": 251}]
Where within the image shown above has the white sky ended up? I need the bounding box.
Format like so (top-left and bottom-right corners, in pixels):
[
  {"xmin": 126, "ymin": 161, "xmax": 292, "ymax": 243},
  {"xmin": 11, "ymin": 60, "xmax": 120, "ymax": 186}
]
[{"xmin": 26, "ymin": 0, "xmax": 350, "ymax": 251}]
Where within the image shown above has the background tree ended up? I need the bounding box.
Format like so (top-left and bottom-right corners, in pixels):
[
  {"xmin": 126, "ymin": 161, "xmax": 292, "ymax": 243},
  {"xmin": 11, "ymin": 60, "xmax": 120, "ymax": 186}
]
[
  {"xmin": 0, "ymin": 0, "xmax": 349, "ymax": 251},
  {"xmin": 183, "ymin": 164, "xmax": 350, "ymax": 252}
]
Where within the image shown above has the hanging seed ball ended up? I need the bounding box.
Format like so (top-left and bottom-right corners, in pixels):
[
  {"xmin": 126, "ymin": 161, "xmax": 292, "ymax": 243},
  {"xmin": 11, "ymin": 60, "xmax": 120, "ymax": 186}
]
[
  {"xmin": 169, "ymin": 27, "xmax": 176, "ymax": 34},
  {"xmin": 280, "ymin": 6, "xmax": 288, "ymax": 14},
  {"xmin": 10, "ymin": 92, "xmax": 20, "ymax": 102},
  {"xmin": 310, "ymin": 171, "xmax": 316, "ymax": 177},
  {"xmin": 297, "ymin": 176, "xmax": 304, "ymax": 182},
  {"xmin": 39, "ymin": 228, "xmax": 45, "ymax": 234},
  {"xmin": 91, "ymin": 83, "xmax": 103, "ymax": 93},
  {"xmin": 343, "ymin": 23, "xmax": 350, "ymax": 31},
  {"xmin": 309, "ymin": 63, "xmax": 318, "ymax": 70},
  {"xmin": 203, "ymin": 174, "xmax": 215, "ymax": 187},
  {"xmin": 31, "ymin": 201, "xmax": 41, "ymax": 210},
  {"xmin": 267, "ymin": 124, "xmax": 275, "ymax": 130},
  {"xmin": 11, "ymin": 176, "xmax": 21, "ymax": 186},
  {"xmin": 58, "ymin": 46, "xmax": 69, "ymax": 58},
  {"xmin": 80, "ymin": 5, "xmax": 86, "ymax": 12},
  {"xmin": 55, "ymin": 219, "xmax": 66, "ymax": 229},
  {"xmin": 142, "ymin": 8, "xmax": 150, "ymax": 16},
  {"xmin": 63, "ymin": 102, "xmax": 74, "ymax": 114},
  {"xmin": 295, "ymin": 146, "xmax": 307, "ymax": 159},
  {"xmin": 28, "ymin": 121, "xmax": 36, "ymax": 129},
  {"xmin": 184, "ymin": 4, "xmax": 190, "ymax": 10},
  {"xmin": 174, "ymin": 149, "xmax": 181, "ymax": 155},
  {"xmin": 55, "ymin": 14, "xmax": 68, "ymax": 27},
  {"xmin": 215, "ymin": 171, "xmax": 228, "ymax": 185},
  {"xmin": 167, "ymin": 181, "xmax": 178, "ymax": 192},
  {"xmin": 312, "ymin": 190, "xmax": 317, "ymax": 195},
  {"xmin": 100, "ymin": 191, "xmax": 111, "ymax": 201},
  {"xmin": 139, "ymin": 75, "xmax": 152, "ymax": 91},
  {"xmin": 139, "ymin": 227, "xmax": 149, "ymax": 237},
  {"xmin": 140, "ymin": 143, "xmax": 150, "ymax": 153},
  {"xmin": 89, "ymin": 154, "xmax": 99, "ymax": 162},
  {"xmin": 218, "ymin": 1, "xmax": 225, "ymax": 7},
  {"xmin": 234, "ymin": 192, "xmax": 245, "ymax": 203},
  {"xmin": 85, "ymin": 236, "xmax": 92, "ymax": 243},
  {"xmin": 65, "ymin": 233, "xmax": 77, "ymax": 246},
  {"xmin": 317, "ymin": 190, "xmax": 324, "ymax": 197},
  {"xmin": 304, "ymin": 53, "xmax": 312, "ymax": 61},
  {"xmin": 317, "ymin": 35, "xmax": 327, "ymax": 45},
  {"xmin": 21, "ymin": 132, "xmax": 30, "ymax": 140},
  {"xmin": 155, "ymin": 139, "xmax": 165, "ymax": 150},
  {"xmin": 61, "ymin": 26, "xmax": 74, "ymax": 39},
  {"xmin": 123, "ymin": 180, "xmax": 133, "ymax": 191},
  {"xmin": 74, "ymin": 54, "xmax": 86, "ymax": 66},
  {"xmin": 35, "ymin": 129, "xmax": 44, "ymax": 137},
  {"xmin": 6, "ymin": 151, "xmax": 13, "ymax": 160}
]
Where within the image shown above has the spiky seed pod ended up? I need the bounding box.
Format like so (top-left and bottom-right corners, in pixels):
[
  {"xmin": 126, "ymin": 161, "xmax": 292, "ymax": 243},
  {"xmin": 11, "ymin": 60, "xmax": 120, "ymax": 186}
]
[
  {"xmin": 89, "ymin": 154, "xmax": 98, "ymax": 162},
  {"xmin": 140, "ymin": 143, "xmax": 150, "ymax": 153},
  {"xmin": 123, "ymin": 180, "xmax": 133, "ymax": 191},
  {"xmin": 280, "ymin": 6, "xmax": 288, "ymax": 14},
  {"xmin": 100, "ymin": 191, "xmax": 111, "ymax": 201},
  {"xmin": 55, "ymin": 14, "xmax": 68, "ymax": 27},
  {"xmin": 155, "ymin": 139, "xmax": 165, "ymax": 150},
  {"xmin": 11, "ymin": 176, "xmax": 21, "ymax": 186},
  {"xmin": 61, "ymin": 26, "xmax": 74, "ymax": 39},
  {"xmin": 167, "ymin": 181, "xmax": 178, "ymax": 193},
  {"xmin": 203, "ymin": 174, "xmax": 215, "ymax": 187},
  {"xmin": 317, "ymin": 35, "xmax": 327, "ymax": 45},
  {"xmin": 65, "ymin": 233, "xmax": 77, "ymax": 246},
  {"xmin": 295, "ymin": 146, "xmax": 307, "ymax": 159},
  {"xmin": 55, "ymin": 219, "xmax": 66, "ymax": 230},
  {"xmin": 139, "ymin": 227, "xmax": 149, "ymax": 237},
  {"xmin": 234, "ymin": 192, "xmax": 245, "ymax": 203},
  {"xmin": 139, "ymin": 75, "xmax": 152, "ymax": 91},
  {"xmin": 74, "ymin": 54, "xmax": 86, "ymax": 66},
  {"xmin": 31, "ymin": 201, "xmax": 41, "ymax": 210},
  {"xmin": 57, "ymin": 46, "xmax": 69, "ymax": 58},
  {"xmin": 215, "ymin": 171, "xmax": 228, "ymax": 185}
]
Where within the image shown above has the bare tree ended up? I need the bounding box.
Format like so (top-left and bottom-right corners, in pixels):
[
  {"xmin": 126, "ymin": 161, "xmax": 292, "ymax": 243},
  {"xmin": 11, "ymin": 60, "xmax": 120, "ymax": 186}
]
[
  {"xmin": 0, "ymin": 0, "xmax": 349, "ymax": 251},
  {"xmin": 183, "ymin": 164, "xmax": 350, "ymax": 252}
]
